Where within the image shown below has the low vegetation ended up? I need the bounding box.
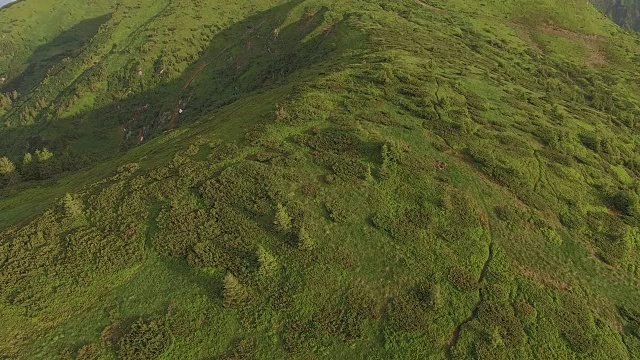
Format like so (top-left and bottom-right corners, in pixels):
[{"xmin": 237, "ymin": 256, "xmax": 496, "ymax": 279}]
[{"xmin": 1, "ymin": 0, "xmax": 640, "ymax": 358}]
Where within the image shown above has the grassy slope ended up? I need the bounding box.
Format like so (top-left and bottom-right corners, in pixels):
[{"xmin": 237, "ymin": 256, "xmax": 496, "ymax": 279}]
[{"xmin": 1, "ymin": 0, "xmax": 640, "ymax": 359}]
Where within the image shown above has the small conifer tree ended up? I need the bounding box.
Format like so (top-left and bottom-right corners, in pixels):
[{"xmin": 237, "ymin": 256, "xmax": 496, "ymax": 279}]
[
  {"xmin": 23, "ymin": 153, "xmax": 32, "ymax": 165},
  {"xmin": 274, "ymin": 203, "xmax": 292, "ymax": 232},
  {"xmin": 223, "ymin": 273, "xmax": 249, "ymax": 308},
  {"xmin": 257, "ymin": 245, "xmax": 278, "ymax": 276},
  {"xmin": 298, "ymin": 227, "xmax": 315, "ymax": 250},
  {"xmin": 0, "ymin": 156, "xmax": 15, "ymax": 174},
  {"xmin": 0, "ymin": 156, "xmax": 17, "ymax": 187}
]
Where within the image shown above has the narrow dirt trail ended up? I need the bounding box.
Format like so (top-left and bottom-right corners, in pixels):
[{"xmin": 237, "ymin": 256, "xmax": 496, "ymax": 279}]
[{"xmin": 415, "ymin": 0, "xmax": 444, "ymax": 12}]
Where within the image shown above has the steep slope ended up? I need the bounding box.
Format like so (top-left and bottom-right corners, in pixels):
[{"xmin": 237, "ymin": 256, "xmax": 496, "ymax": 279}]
[
  {"xmin": 591, "ymin": 0, "xmax": 640, "ymax": 30},
  {"xmin": 1, "ymin": 0, "xmax": 640, "ymax": 359}
]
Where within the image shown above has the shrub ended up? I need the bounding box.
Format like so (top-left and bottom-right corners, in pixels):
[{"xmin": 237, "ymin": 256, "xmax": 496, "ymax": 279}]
[
  {"xmin": 448, "ymin": 267, "xmax": 478, "ymax": 292},
  {"xmin": 618, "ymin": 306, "xmax": 640, "ymax": 339},
  {"xmin": 540, "ymin": 227, "xmax": 563, "ymax": 246},
  {"xmin": 559, "ymin": 206, "xmax": 585, "ymax": 230},
  {"xmin": 477, "ymin": 301, "xmax": 525, "ymax": 347},
  {"xmin": 315, "ymin": 283, "xmax": 380, "ymax": 340},
  {"xmin": 380, "ymin": 141, "xmax": 405, "ymax": 179},
  {"xmin": 117, "ymin": 317, "xmax": 171, "ymax": 360},
  {"xmin": 494, "ymin": 205, "xmax": 520, "ymax": 223},
  {"xmin": 557, "ymin": 297, "xmax": 597, "ymax": 354},
  {"xmin": 324, "ymin": 199, "xmax": 348, "ymax": 223},
  {"xmin": 385, "ymin": 291, "xmax": 428, "ymax": 332},
  {"xmin": 218, "ymin": 338, "xmax": 259, "ymax": 360},
  {"xmin": 0, "ymin": 156, "xmax": 16, "ymax": 174},
  {"xmin": 412, "ymin": 281, "xmax": 443, "ymax": 310},
  {"xmin": 608, "ymin": 189, "xmax": 639, "ymax": 217}
]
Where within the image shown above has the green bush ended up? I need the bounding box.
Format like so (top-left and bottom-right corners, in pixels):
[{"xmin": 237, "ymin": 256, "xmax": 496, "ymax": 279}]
[
  {"xmin": 448, "ymin": 267, "xmax": 478, "ymax": 292},
  {"xmin": 117, "ymin": 317, "xmax": 171, "ymax": 360},
  {"xmin": 477, "ymin": 301, "xmax": 525, "ymax": 347},
  {"xmin": 608, "ymin": 189, "xmax": 639, "ymax": 217}
]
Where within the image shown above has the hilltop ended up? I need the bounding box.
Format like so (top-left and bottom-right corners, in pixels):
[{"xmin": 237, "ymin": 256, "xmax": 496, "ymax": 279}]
[{"xmin": 1, "ymin": 0, "xmax": 640, "ymax": 358}]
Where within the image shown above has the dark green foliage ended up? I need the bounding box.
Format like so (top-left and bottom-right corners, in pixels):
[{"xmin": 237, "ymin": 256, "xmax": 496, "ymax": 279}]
[
  {"xmin": 372, "ymin": 205, "xmax": 431, "ymax": 241},
  {"xmin": 280, "ymin": 318, "xmax": 317, "ymax": 354},
  {"xmin": 590, "ymin": 0, "xmax": 640, "ymax": 31},
  {"xmin": 585, "ymin": 211, "xmax": 632, "ymax": 265},
  {"xmin": 324, "ymin": 198, "xmax": 348, "ymax": 223},
  {"xmin": 619, "ymin": 306, "xmax": 640, "ymax": 339},
  {"xmin": 385, "ymin": 292, "xmax": 429, "ymax": 333},
  {"xmin": 448, "ymin": 267, "xmax": 479, "ymax": 292},
  {"xmin": 557, "ymin": 297, "xmax": 598, "ymax": 354},
  {"xmin": 476, "ymin": 301, "xmax": 526, "ymax": 348},
  {"xmin": 385, "ymin": 282, "xmax": 443, "ymax": 334},
  {"xmin": 559, "ymin": 205, "xmax": 586, "ymax": 230},
  {"xmin": 217, "ymin": 338, "xmax": 259, "ymax": 360},
  {"xmin": 608, "ymin": 188, "xmax": 640, "ymax": 217},
  {"xmin": 117, "ymin": 317, "xmax": 171, "ymax": 360},
  {"xmin": 314, "ymin": 282, "xmax": 381, "ymax": 340},
  {"xmin": 494, "ymin": 205, "xmax": 521, "ymax": 223}
]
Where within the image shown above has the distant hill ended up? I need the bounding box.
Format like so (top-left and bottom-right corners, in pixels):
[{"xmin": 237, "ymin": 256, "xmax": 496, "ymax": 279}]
[{"xmin": 591, "ymin": 0, "xmax": 640, "ymax": 30}]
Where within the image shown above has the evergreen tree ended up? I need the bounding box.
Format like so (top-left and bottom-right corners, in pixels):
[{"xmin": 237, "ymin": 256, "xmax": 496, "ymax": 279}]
[
  {"xmin": 273, "ymin": 203, "xmax": 292, "ymax": 232},
  {"xmin": 0, "ymin": 156, "xmax": 15, "ymax": 174},
  {"xmin": 297, "ymin": 226, "xmax": 315, "ymax": 250},
  {"xmin": 257, "ymin": 245, "xmax": 278, "ymax": 277},
  {"xmin": 223, "ymin": 273, "xmax": 249, "ymax": 308},
  {"xmin": 23, "ymin": 152, "xmax": 33, "ymax": 165},
  {"xmin": 0, "ymin": 156, "xmax": 17, "ymax": 187}
]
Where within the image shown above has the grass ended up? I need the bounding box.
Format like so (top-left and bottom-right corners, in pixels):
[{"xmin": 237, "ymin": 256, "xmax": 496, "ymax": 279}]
[{"xmin": 1, "ymin": 0, "xmax": 640, "ymax": 358}]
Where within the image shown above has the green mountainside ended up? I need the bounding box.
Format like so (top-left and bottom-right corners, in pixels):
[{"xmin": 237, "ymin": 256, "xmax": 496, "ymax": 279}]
[
  {"xmin": 2, "ymin": 0, "xmax": 640, "ymax": 358},
  {"xmin": 591, "ymin": 0, "xmax": 640, "ymax": 30}
]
